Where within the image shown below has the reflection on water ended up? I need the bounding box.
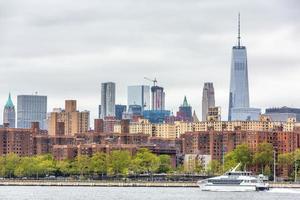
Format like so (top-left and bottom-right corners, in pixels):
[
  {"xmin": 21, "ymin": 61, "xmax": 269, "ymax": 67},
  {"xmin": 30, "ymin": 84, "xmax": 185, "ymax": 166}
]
[
  {"xmin": 268, "ymin": 188, "xmax": 300, "ymax": 194},
  {"xmin": 0, "ymin": 186, "xmax": 300, "ymax": 200}
]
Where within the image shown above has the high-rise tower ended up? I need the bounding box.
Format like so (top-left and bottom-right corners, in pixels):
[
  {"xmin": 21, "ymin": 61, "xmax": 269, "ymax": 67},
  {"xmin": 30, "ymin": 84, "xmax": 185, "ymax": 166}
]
[
  {"xmin": 202, "ymin": 82, "xmax": 215, "ymax": 121},
  {"xmin": 151, "ymin": 86, "xmax": 165, "ymax": 111},
  {"xmin": 228, "ymin": 14, "xmax": 250, "ymax": 121},
  {"xmin": 127, "ymin": 85, "xmax": 150, "ymax": 111},
  {"xmin": 101, "ymin": 82, "xmax": 116, "ymax": 118},
  {"xmin": 3, "ymin": 93, "xmax": 16, "ymax": 128},
  {"xmin": 17, "ymin": 94, "xmax": 47, "ymax": 129},
  {"xmin": 228, "ymin": 14, "xmax": 261, "ymax": 121}
]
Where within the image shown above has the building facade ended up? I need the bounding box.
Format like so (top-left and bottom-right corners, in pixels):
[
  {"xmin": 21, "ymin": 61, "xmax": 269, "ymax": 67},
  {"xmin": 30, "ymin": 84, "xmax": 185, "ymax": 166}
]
[
  {"xmin": 48, "ymin": 100, "xmax": 90, "ymax": 136},
  {"xmin": 122, "ymin": 116, "xmax": 297, "ymax": 138},
  {"xmin": 231, "ymin": 107, "xmax": 261, "ymax": 121},
  {"xmin": 127, "ymin": 85, "xmax": 150, "ymax": 111},
  {"xmin": 115, "ymin": 104, "xmax": 126, "ymax": 120},
  {"xmin": 177, "ymin": 96, "xmax": 192, "ymax": 122},
  {"xmin": 181, "ymin": 129, "xmax": 300, "ymax": 165},
  {"xmin": 202, "ymin": 82, "xmax": 215, "ymax": 121},
  {"xmin": 207, "ymin": 107, "xmax": 221, "ymax": 121},
  {"xmin": 101, "ymin": 82, "xmax": 116, "ymax": 118},
  {"xmin": 3, "ymin": 93, "xmax": 16, "ymax": 128},
  {"xmin": 228, "ymin": 15, "xmax": 260, "ymax": 121},
  {"xmin": 265, "ymin": 107, "xmax": 300, "ymax": 122},
  {"xmin": 17, "ymin": 95, "xmax": 47, "ymax": 129},
  {"xmin": 143, "ymin": 110, "xmax": 170, "ymax": 124},
  {"xmin": 151, "ymin": 86, "xmax": 165, "ymax": 111}
]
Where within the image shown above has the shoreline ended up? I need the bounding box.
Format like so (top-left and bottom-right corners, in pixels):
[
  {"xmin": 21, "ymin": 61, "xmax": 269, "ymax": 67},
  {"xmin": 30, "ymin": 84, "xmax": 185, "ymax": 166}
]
[
  {"xmin": 0, "ymin": 180, "xmax": 197, "ymax": 187},
  {"xmin": 1, "ymin": 180, "xmax": 300, "ymax": 188}
]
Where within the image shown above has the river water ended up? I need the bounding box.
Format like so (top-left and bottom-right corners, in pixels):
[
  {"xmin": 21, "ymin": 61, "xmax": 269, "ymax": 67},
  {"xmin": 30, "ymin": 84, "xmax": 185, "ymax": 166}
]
[{"xmin": 0, "ymin": 186, "xmax": 300, "ymax": 200}]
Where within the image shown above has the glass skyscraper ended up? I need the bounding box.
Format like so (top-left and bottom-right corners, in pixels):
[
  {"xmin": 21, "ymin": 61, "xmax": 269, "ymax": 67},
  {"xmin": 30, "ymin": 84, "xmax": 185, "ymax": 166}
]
[
  {"xmin": 101, "ymin": 82, "xmax": 116, "ymax": 118},
  {"xmin": 127, "ymin": 85, "xmax": 150, "ymax": 111},
  {"xmin": 228, "ymin": 14, "xmax": 260, "ymax": 121},
  {"xmin": 115, "ymin": 104, "xmax": 126, "ymax": 120},
  {"xmin": 17, "ymin": 95, "xmax": 47, "ymax": 129}
]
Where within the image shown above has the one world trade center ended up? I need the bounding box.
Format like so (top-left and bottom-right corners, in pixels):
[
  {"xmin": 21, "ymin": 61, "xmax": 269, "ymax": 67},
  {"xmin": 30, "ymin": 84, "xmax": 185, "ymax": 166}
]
[{"xmin": 228, "ymin": 14, "xmax": 260, "ymax": 121}]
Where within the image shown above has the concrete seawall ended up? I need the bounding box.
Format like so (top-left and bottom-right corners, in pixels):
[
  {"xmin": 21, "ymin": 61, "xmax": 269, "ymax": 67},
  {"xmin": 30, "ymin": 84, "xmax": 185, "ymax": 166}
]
[
  {"xmin": 0, "ymin": 180, "xmax": 300, "ymax": 188},
  {"xmin": 0, "ymin": 180, "xmax": 198, "ymax": 187}
]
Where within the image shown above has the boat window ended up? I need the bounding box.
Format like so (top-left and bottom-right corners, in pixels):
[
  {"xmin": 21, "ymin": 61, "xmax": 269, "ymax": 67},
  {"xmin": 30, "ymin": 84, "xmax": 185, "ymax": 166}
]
[{"xmin": 207, "ymin": 179, "xmax": 243, "ymax": 185}]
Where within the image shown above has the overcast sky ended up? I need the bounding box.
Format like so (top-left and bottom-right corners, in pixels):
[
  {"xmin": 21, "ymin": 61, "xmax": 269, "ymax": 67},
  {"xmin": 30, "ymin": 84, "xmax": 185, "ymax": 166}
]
[{"xmin": 0, "ymin": 0, "xmax": 299, "ymax": 123}]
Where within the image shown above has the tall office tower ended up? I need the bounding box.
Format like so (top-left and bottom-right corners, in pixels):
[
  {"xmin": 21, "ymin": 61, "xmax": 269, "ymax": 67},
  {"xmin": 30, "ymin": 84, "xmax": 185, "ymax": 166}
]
[
  {"xmin": 151, "ymin": 86, "xmax": 165, "ymax": 111},
  {"xmin": 228, "ymin": 14, "xmax": 260, "ymax": 121},
  {"xmin": 3, "ymin": 93, "xmax": 16, "ymax": 128},
  {"xmin": 115, "ymin": 104, "xmax": 127, "ymax": 120},
  {"xmin": 17, "ymin": 95, "xmax": 47, "ymax": 129},
  {"xmin": 177, "ymin": 96, "xmax": 192, "ymax": 122},
  {"xmin": 101, "ymin": 82, "xmax": 116, "ymax": 118},
  {"xmin": 127, "ymin": 85, "xmax": 150, "ymax": 111},
  {"xmin": 48, "ymin": 100, "xmax": 90, "ymax": 136},
  {"xmin": 228, "ymin": 14, "xmax": 250, "ymax": 120},
  {"xmin": 202, "ymin": 82, "xmax": 215, "ymax": 121}
]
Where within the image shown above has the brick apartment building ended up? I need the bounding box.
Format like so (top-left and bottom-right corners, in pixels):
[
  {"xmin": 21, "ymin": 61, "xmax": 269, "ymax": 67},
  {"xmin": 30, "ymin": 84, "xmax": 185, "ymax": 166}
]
[{"xmin": 1, "ymin": 119, "xmax": 300, "ymax": 176}]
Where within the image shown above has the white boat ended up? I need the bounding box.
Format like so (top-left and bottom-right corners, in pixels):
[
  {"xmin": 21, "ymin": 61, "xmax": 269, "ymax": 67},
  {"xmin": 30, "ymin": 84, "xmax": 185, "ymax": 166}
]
[{"xmin": 197, "ymin": 164, "xmax": 269, "ymax": 192}]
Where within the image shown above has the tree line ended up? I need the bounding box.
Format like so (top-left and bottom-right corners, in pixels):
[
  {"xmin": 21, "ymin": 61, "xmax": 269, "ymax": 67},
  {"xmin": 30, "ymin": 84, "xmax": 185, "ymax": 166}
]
[
  {"xmin": 1, "ymin": 143, "xmax": 299, "ymax": 179},
  {"xmin": 206, "ymin": 142, "xmax": 300, "ymax": 179},
  {"xmin": 0, "ymin": 148, "xmax": 172, "ymax": 178}
]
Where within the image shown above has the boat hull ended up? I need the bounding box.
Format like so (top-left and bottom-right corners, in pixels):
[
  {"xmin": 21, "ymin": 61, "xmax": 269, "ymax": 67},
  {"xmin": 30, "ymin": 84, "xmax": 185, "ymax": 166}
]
[{"xmin": 199, "ymin": 184, "xmax": 257, "ymax": 192}]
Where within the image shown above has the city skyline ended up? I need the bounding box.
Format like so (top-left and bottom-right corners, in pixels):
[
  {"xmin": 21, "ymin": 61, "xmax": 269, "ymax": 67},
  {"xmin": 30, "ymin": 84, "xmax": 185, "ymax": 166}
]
[{"xmin": 0, "ymin": 0, "xmax": 299, "ymax": 123}]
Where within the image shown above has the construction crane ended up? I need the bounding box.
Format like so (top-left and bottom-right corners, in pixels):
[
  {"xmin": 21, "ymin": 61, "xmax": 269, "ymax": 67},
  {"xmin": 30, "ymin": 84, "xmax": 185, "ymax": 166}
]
[{"xmin": 144, "ymin": 77, "xmax": 157, "ymax": 86}]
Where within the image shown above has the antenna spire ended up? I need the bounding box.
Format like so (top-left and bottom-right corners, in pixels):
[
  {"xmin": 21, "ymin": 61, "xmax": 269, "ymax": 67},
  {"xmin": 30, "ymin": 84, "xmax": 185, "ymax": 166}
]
[{"xmin": 238, "ymin": 13, "xmax": 241, "ymax": 47}]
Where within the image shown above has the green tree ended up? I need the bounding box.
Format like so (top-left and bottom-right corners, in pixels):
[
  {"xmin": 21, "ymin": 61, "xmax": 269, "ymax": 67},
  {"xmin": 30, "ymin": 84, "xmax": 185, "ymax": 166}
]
[
  {"xmin": 130, "ymin": 156, "xmax": 142, "ymax": 174},
  {"xmin": 278, "ymin": 152, "xmax": 293, "ymax": 167},
  {"xmin": 176, "ymin": 164, "xmax": 184, "ymax": 174},
  {"xmin": 194, "ymin": 159, "xmax": 204, "ymax": 174},
  {"xmin": 56, "ymin": 160, "xmax": 72, "ymax": 176},
  {"xmin": 5, "ymin": 154, "xmax": 20, "ymax": 178},
  {"xmin": 75, "ymin": 155, "xmax": 91, "ymax": 177},
  {"xmin": 234, "ymin": 144, "xmax": 252, "ymax": 170},
  {"xmin": 14, "ymin": 157, "xmax": 36, "ymax": 178},
  {"xmin": 91, "ymin": 152, "xmax": 108, "ymax": 176},
  {"xmin": 158, "ymin": 155, "xmax": 172, "ymax": 173},
  {"xmin": 264, "ymin": 165, "xmax": 272, "ymax": 177},
  {"xmin": 294, "ymin": 149, "xmax": 300, "ymax": 180},
  {"xmin": 36, "ymin": 155, "xmax": 56, "ymax": 177},
  {"xmin": 207, "ymin": 160, "xmax": 222, "ymax": 175},
  {"xmin": 109, "ymin": 151, "xmax": 131, "ymax": 176},
  {"xmin": 132, "ymin": 148, "xmax": 159, "ymax": 174},
  {"xmin": 0, "ymin": 156, "xmax": 6, "ymax": 177},
  {"xmin": 224, "ymin": 151, "xmax": 238, "ymax": 172},
  {"xmin": 253, "ymin": 142, "xmax": 274, "ymax": 173}
]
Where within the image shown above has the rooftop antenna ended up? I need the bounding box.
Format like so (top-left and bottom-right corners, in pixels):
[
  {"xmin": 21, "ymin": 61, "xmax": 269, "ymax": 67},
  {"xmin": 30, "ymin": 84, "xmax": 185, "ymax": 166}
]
[{"xmin": 238, "ymin": 13, "xmax": 241, "ymax": 47}]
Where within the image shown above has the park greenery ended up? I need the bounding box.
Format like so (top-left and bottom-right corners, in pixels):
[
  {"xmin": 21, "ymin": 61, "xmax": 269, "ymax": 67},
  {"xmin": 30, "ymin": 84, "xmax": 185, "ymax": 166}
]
[
  {"xmin": 1, "ymin": 143, "xmax": 300, "ymax": 179},
  {"xmin": 215, "ymin": 142, "xmax": 300, "ymax": 179},
  {"xmin": 0, "ymin": 148, "xmax": 172, "ymax": 178}
]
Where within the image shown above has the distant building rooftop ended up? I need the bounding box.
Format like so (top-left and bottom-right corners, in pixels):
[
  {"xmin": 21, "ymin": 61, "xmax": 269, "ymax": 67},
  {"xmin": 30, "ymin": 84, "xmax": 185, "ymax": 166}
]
[{"xmin": 265, "ymin": 106, "xmax": 300, "ymax": 122}]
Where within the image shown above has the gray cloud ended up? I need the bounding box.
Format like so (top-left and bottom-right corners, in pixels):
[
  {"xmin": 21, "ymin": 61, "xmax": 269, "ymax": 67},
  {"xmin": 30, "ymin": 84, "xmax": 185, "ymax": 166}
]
[{"xmin": 0, "ymin": 0, "xmax": 299, "ymax": 123}]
